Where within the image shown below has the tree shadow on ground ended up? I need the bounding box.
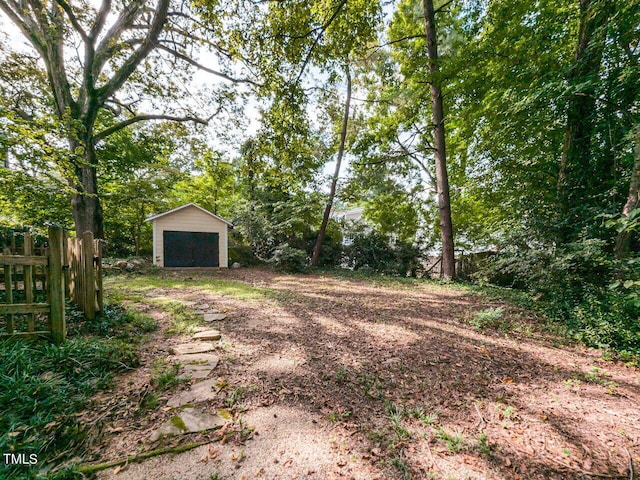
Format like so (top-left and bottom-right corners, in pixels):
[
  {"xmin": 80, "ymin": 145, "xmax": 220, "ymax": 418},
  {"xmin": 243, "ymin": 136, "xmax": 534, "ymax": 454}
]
[{"xmin": 157, "ymin": 269, "xmax": 639, "ymax": 479}]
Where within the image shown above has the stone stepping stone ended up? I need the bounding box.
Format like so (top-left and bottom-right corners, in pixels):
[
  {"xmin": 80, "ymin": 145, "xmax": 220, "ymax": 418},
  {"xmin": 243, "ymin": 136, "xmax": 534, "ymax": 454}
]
[
  {"xmin": 168, "ymin": 353, "xmax": 219, "ymax": 380},
  {"xmin": 192, "ymin": 330, "xmax": 221, "ymax": 341},
  {"xmin": 166, "ymin": 378, "xmax": 221, "ymax": 408},
  {"xmin": 203, "ymin": 313, "xmax": 226, "ymax": 322},
  {"xmin": 179, "ymin": 364, "xmax": 215, "ymax": 380},
  {"xmin": 169, "ymin": 343, "xmax": 215, "ymax": 355},
  {"xmin": 150, "ymin": 407, "xmax": 225, "ymax": 441},
  {"xmin": 170, "ymin": 353, "xmax": 219, "ymax": 366}
]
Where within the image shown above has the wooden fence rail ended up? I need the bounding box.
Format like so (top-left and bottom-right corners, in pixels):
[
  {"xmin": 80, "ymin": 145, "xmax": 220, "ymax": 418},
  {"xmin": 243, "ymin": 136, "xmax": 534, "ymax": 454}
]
[{"xmin": 0, "ymin": 227, "xmax": 103, "ymax": 343}]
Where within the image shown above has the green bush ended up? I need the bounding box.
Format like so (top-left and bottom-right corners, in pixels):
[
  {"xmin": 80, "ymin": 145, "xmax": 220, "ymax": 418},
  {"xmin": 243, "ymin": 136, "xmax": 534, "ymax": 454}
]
[
  {"xmin": 228, "ymin": 230, "xmax": 261, "ymax": 266},
  {"xmin": 476, "ymin": 238, "xmax": 640, "ymax": 357},
  {"xmin": 269, "ymin": 243, "xmax": 309, "ymax": 273},
  {"xmin": 304, "ymin": 220, "xmax": 344, "ymax": 267},
  {"xmin": 342, "ymin": 225, "xmax": 425, "ymax": 277},
  {"xmin": 469, "ymin": 307, "xmax": 510, "ymax": 332}
]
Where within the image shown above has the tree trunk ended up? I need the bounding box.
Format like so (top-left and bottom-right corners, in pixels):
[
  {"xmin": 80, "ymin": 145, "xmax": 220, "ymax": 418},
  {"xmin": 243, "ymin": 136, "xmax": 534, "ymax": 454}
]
[
  {"xmin": 423, "ymin": 0, "xmax": 455, "ymax": 279},
  {"xmin": 556, "ymin": 0, "xmax": 611, "ymax": 243},
  {"xmin": 311, "ymin": 64, "xmax": 352, "ymax": 267},
  {"xmin": 614, "ymin": 125, "xmax": 640, "ymax": 258},
  {"xmin": 69, "ymin": 134, "xmax": 104, "ymax": 238}
]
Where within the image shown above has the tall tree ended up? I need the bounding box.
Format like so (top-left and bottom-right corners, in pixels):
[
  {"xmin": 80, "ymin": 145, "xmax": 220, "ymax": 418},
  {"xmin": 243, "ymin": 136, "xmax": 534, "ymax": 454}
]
[
  {"xmin": 311, "ymin": 63, "xmax": 352, "ymax": 265},
  {"xmin": 0, "ymin": 0, "xmax": 249, "ymax": 237},
  {"xmin": 423, "ymin": 0, "xmax": 455, "ymax": 278},
  {"xmin": 614, "ymin": 125, "xmax": 640, "ymax": 258},
  {"xmin": 208, "ymin": 0, "xmax": 380, "ymax": 264},
  {"xmin": 98, "ymin": 122, "xmax": 189, "ymax": 256},
  {"xmin": 556, "ymin": 0, "xmax": 613, "ymax": 242}
]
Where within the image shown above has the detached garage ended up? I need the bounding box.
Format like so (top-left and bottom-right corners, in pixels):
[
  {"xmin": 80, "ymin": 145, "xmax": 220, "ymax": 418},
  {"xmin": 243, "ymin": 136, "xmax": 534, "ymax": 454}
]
[{"xmin": 146, "ymin": 203, "xmax": 232, "ymax": 268}]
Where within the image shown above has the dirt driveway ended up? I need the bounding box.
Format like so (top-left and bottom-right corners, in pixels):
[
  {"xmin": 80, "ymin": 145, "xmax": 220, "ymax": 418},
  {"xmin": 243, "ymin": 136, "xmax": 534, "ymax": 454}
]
[{"xmin": 96, "ymin": 268, "xmax": 640, "ymax": 479}]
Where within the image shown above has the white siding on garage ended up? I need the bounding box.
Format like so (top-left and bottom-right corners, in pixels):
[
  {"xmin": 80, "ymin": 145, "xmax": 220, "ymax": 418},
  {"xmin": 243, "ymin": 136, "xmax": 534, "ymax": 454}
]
[{"xmin": 151, "ymin": 205, "xmax": 229, "ymax": 268}]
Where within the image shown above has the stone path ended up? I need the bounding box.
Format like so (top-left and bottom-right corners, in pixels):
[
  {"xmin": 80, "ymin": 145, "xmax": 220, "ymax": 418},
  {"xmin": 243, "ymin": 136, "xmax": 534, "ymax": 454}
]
[{"xmin": 149, "ymin": 303, "xmax": 227, "ymax": 441}]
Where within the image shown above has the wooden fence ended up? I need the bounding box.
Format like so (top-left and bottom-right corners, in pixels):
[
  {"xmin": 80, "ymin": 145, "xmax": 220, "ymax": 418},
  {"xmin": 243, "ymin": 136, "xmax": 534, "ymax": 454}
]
[
  {"xmin": 0, "ymin": 227, "xmax": 103, "ymax": 343},
  {"xmin": 65, "ymin": 231, "xmax": 103, "ymax": 321},
  {"xmin": 0, "ymin": 227, "xmax": 65, "ymax": 343}
]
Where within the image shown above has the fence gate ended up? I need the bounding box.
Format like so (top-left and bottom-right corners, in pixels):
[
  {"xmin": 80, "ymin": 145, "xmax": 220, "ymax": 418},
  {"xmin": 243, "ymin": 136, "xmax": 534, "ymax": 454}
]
[
  {"xmin": 0, "ymin": 226, "xmax": 103, "ymax": 344},
  {"xmin": 0, "ymin": 226, "xmax": 65, "ymax": 343}
]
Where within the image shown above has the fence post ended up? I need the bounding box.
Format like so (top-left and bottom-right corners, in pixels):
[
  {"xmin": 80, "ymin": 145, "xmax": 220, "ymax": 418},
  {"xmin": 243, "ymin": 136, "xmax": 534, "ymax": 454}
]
[
  {"xmin": 48, "ymin": 226, "xmax": 65, "ymax": 344},
  {"xmin": 3, "ymin": 246, "xmax": 14, "ymax": 334},
  {"xmin": 63, "ymin": 233, "xmax": 70, "ymax": 298},
  {"xmin": 94, "ymin": 239, "xmax": 103, "ymax": 313},
  {"xmin": 24, "ymin": 233, "xmax": 35, "ymax": 332},
  {"xmin": 82, "ymin": 231, "xmax": 96, "ymax": 320}
]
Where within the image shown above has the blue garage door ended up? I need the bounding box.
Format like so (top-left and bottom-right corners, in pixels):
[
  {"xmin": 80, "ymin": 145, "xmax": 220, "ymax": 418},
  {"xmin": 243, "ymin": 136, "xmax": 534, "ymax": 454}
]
[{"xmin": 163, "ymin": 231, "xmax": 219, "ymax": 267}]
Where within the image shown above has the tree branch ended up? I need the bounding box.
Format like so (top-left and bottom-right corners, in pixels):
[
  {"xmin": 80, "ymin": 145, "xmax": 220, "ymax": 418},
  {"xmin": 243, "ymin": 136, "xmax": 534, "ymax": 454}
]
[
  {"xmin": 434, "ymin": 0, "xmax": 455, "ymax": 14},
  {"xmin": 54, "ymin": 0, "xmax": 89, "ymax": 41},
  {"xmin": 93, "ymin": 0, "xmax": 146, "ymax": 77},
  {"xmin": 93, "ymin": 113, "xmax": 211, "ymax": 142},
  {"xmin": 294, "ymin": 0, "xmax": 347, "ymax": 85},
  {"xmin": 89, "ymin": 0, "xmax": 112, "ymax": 40},
  {"xmin": 367, "ymin": 34, "xmax": 425, "ymax": 54},
  {"xmin": 156, "ymin": 44, "xmax": 261, "ymax": 86},
  {"xmin": 96, "ymin": 0, "xmax": 170, "ymax": 104},
  {"xmin": 0, "ymin": 0, "xmax": 47, "ymax": 57}
]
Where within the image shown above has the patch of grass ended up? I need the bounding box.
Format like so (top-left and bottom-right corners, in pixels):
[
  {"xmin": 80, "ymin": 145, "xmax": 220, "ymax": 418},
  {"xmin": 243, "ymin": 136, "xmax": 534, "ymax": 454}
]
[
  {"xmin": 139, "ymin": 391, "xmax": 159, "ymax": 412},
  {"xmin": 357, "ymin": 372, "xmax": 385, "ymax": 400},
  {"xmin": 67, "ymin": 303, "xmax": 157, "ymax": 340},
  {"xmin": 434, "ymin": 427, "xmax": 465, "ymax": 453},
  {"xmin": 476, "ymin": 432, "xmax": 492, "ymax": 457},
  {"xmin": 328, "ymin": 409, "xmax": 353, "ymax": 422},
  {"xmin": 334, "ymin": 367, "xmax": 349, "ymax": 383},
  {"xmin": 144, "ymin": 300, "xmax": 202, "ymax": 335},
  {"xmin": 405, "ymin": 405, "xmax": 439, "ymax": 425},
  {"xmin": 150, "ymin": 358, "xmax": 183, "ymax": 392},
  {"xmin": 224, "ymin": 387, "xmax": 245, "ymax": 409},
  {"xmin": 469, "ymin": 307, "xmax": 511, "ymax": 332},
  {"xmin": 564, "ymin": 378, "xmax": 582, "ymax": 388},
  {"xmin": 105, "ymin": 274, "xmax": 270, "ymax": 302},
  {"xmin": 389, "ymin": 414, "xmax": 411, "ymax": 440},
  {"xmin": 391, "ymin": 456, "xmax": 413, "ymax": 480},
  {"xmin": 0, "ymin": 340, "xmax": 140, "ymax": 478},
  {"xmin": 384, "ymin": 402, "xmax": 412, "ymax": 440}
]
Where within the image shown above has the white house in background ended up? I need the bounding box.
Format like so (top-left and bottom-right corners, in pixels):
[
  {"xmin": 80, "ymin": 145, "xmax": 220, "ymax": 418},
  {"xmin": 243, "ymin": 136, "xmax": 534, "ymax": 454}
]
[
  {"xmin": 145, "ymin": 203, "xmax": 232, "ymax": 268},
  {"xmin": 331, "ymin": 206, "xmax": 365, "ymax": 223}
]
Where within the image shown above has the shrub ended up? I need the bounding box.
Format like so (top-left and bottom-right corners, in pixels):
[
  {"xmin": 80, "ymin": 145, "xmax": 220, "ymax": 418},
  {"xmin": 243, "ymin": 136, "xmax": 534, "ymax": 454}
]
[
  {"xmin": 228, "ymin": 230, "xmax": 261, "ymax": 266},
  {"xmin": 469, "ymin": 307, "xmax": 510, "ymax": 332},
  {"xmin": 0, "ymin": 303, "xmax": 154, "ymax": 478},
  {"xmin": 269, "ymin": 243, "xmax": 309, "ymax": 273},
  {"xmin": 342, "ymin": 225, "xmax": 425, "ymax": 277},
  {"xmin": 0, "ymin": 339, "xmax": 139, "ymax": 479},
  {"xmin": 475, "ymin": 238, "xmax": 640, "ymax": 357},
  {"xmin": 304, "ymin": 220, "xmax": 343, "ymax": 267}
]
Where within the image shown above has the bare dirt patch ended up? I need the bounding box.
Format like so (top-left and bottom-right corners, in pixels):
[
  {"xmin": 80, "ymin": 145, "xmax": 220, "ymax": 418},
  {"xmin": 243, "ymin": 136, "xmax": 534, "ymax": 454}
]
[{"xmin": 93, "ymin": 268, "xmax": 640, "ymax": 479}]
